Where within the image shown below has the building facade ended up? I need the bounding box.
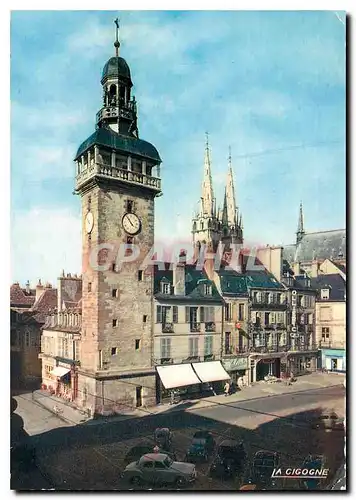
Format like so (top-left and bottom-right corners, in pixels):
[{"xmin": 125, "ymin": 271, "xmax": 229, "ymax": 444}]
[{"xmin": 310, "ymin": 273, "xmax": 346, "ymax": 373}]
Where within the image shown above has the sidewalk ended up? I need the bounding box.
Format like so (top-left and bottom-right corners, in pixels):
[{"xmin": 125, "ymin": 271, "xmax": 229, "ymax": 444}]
[{"xmin": 32, "ymin": 372, "xmax": 344, "ymax": 426}]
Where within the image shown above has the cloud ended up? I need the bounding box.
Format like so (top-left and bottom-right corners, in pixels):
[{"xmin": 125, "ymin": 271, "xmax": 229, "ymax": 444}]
[{"xmin": 11, "ymin": 207, "xmax": 81, "ymax": 285}]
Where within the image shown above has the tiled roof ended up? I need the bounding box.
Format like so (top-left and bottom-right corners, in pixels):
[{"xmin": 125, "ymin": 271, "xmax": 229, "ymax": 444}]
[
  {"xmin": 154, "ymin": 263, "xmax": 222, "ymax": 302},
  {"xmin": 310, "ymin": 274, "xmax": 346, "ymax": 301},
  {"xmin": 294, "ymin": 229, "xmax": 346, "ymax": 263},
  {"xmin": 245, "ymin": 270, "xmax": 285, "ymax": 290},
  {"xmin": 10, "ymin": 283, "xmax": 36, "ymax": 307},
  {"xmin": 32, "ymin": 288, "xmax": 58, "ymax": 323}
]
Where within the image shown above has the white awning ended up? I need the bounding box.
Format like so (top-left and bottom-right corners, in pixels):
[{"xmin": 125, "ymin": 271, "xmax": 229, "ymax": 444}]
[
  {"xmin": 156, "ymin": 364, "xmax": 201, "ymax": 389},
  {"xmin": 51, "ymin": 367, "xmax": 71, "ymax": 377},
  {"xmin": 192, "ymin": 361, "xmax": 231, "ymax": 383}
]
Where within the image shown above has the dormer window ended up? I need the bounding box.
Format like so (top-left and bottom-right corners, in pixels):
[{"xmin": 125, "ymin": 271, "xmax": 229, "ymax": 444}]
[
  {"xmin": 204, "ymin": 284, "xmax": 212, "ymax": 296},
  {"xmin": 161, "ymin": 282, "xmax": 171, "ymax": 295},
  {"xmin": 321, "ymin": 288, "xmax": 330, "ymax": 300}
]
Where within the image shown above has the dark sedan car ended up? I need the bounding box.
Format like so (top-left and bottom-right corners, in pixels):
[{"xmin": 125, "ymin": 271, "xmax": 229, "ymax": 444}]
[
  {"xmin": 186, "ymin": 431, "xmax": 215, "ymax": 463},
  {"xmin": 245, "ymin": 450, "xmax": 280, "ymax": 489},
  {"xmin": 209, "ymin": 440, "xmax": 247, "ymax": 479}
]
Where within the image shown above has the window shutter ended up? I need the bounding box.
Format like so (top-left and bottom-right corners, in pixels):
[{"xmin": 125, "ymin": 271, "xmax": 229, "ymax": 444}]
[
  {"xmin": 270, "ymin": 312, "xmax": 276, "ymax": 323},
  {"xmin": 160, "ymin": 338, "xmax": 166, "ymax": 357},
  {"xmin": 185, "ymin": 306, "xmax": 190, "ymax": 323},
  {"xmin": 167, "ymin": 338, "xmax": 171, "ymax": 358},
  {"xmin": 209, "ymin": 306, "xmax": 215, "ymax": 322},
  {"xmin": 194, "ymin": 338, "xmax": 198, "ymax": 356},
  {"xmin": 173, "ymin": 306, "xmax": 178, "ymax": 323},
  {"xmin": 157, "ymin": 305, "xmax": 162, "ymax": 323},
  {"xmin": 251, "ymin": 311, "xmax": 256, "ymax": 323},
  {"xmin": 200, "ymin": 307, "xmax": 205, "ymax": 323},
  {"xmin": 189, "ymin": 337, "xmax": 193, "ymax": 356},
  {"xmin": 204, "ymin": 336, "xmax": 212, "ymax": 355}
]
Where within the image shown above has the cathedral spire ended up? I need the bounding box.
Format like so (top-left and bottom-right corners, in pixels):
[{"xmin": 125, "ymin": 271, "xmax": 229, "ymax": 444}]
[
  {"xmin": 226, "ymin": 146, "xmax": 237, "ymax": 227},
  {"xmin": 296, "ymin": 201, "xmax": 305, "ymax": 244},
  {"xmin": 200, "ymin": 132, "xmax": 215, "ymax": 216}
]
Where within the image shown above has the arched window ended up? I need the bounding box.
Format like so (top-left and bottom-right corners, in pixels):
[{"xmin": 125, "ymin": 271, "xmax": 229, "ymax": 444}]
[
  {"xmin": 201, "ymin": 222, "xmax": 204, "ymax": 231},
  {"xmin": 109, "ymin": 84, "xmax": 116, "ymax": 105},
  {"xmin": 119, "ymin": 85, "xmax": 125, "ymax": 102}
]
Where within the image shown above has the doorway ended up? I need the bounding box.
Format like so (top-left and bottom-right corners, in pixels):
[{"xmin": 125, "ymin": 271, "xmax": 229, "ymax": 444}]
[{"xmin": 136, "ymin": 386, "xmax": 143, "ymax": 407}]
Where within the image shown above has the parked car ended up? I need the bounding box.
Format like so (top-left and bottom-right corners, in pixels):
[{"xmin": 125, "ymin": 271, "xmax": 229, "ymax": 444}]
[
  {"xmin": 122, "ymin": 453, "xmax": 197, "ymax": 488},
  {"xmin": 311, "ymin": 412, "xmax": 344, "ymax": 431},
  {"xmin": 245, "ymin": 451, "xmax": 280, "ymax": 489},
  {"xmin": 186, "ymin": 431, "xmax": 215, "ymax": 462},
  {"xmin": 124, "ymin": 443, "xmax": 176, "ymax": 466},
  {"xmin": 154, "ymin": 428, "xmax": 173, "ymax": 451},
  {"xmin": 209, "ymin": 439, "xmax": 247, "ymax": 479},
  {"xmin": 299, "ymin": 455, "xmax": 325, "ymax": 490}
]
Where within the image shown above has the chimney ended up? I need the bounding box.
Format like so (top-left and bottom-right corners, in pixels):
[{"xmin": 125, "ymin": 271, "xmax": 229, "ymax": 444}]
[
  {"xmin": 311, "ymin": 260, "xmax": 319, "ymax": 278},
  {"xmin": 25, "ymin": 280, "xmax": 30, "ymax": 295},
  {"xmin": 36, "ymin": 279, "xmax": 44, "ymax": 301},
  {"xmin": 173, "ymin": 250, "xmax": 186, "ymax": 295}
]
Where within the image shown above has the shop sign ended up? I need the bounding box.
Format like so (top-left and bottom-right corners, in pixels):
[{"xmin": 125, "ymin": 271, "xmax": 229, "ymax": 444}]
[{"xmin": 223, "ymin": 357, "xmax": 248, "ymax": 371}]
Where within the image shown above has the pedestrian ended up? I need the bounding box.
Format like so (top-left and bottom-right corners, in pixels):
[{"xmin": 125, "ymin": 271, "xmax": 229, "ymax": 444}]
[
  {"xmin": 153, "ymin": 445, "xmax": 160, "ymax": 454},
  {"xmin": 224, "ymin": 381, "xmax": 230, "ymax": 397}
]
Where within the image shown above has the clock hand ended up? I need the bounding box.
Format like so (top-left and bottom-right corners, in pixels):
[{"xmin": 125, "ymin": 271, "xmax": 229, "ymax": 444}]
[{"xmin": 127, "ymin": 216, "xmax": 134, "ymax": 227}]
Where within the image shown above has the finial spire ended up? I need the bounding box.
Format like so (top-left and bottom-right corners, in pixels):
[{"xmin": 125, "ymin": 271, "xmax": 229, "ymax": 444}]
[
  {"xmin": 205, "ymin": 131, "xmax": 209, "ymax": 151},
  {"xmin": 114, "ymin": 18, "xmax": 120, "ymax": 56},
  {"xmin": 296, "ymin": 200, "xmax": 305, "ymax": 244},
  {"xmin": 228, "ymin": 145, "xmax": 232, "ymax": 165}
]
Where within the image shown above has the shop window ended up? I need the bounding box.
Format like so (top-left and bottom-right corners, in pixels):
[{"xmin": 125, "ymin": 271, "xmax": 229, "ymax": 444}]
[{"xmin": 331, "ymin": 358, "xmax": 338, "ymax": 370}]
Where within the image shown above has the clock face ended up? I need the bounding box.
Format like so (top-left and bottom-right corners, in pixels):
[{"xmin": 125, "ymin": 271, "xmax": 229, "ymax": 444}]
[
  {"xmin": 122, "ymin": 212, "xmax": 141, "ymax": 235},
  {"xmin": 85, "ymin": 212, "xmax": 94, "ymax": 234}
]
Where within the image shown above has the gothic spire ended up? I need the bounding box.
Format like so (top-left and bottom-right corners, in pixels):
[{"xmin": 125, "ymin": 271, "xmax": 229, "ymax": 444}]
[
  {"xmin": 222, "ymin": 187, "xmax": 228, "ymax": 226},
  {"xmin": 226, "ymin": 146, "xmax": 237, "ymax": 226},
  {"xmin": 296, "ymin": 201, "xmax": 305, "ymax": 244},
  {"xmin": 200, "ymin": 132, "xmax": 215, "ymax": 216}
]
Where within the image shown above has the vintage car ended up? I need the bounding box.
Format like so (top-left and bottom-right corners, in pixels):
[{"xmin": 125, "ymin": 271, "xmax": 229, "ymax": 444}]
[
  {"xmin": 209, "ymin": 439, "xmax": 247, "ymax": 479},
  {"xmin": 311, "ymin": 412, "xmax": 344, "ymax": 432},
  {"xmin": 186, "ymin": 431, "xmax": 215, "ymax": 463},
  {"xmin": 122, "ymin": 453, "xmax": 197, "ymax": 488},
  {"xmin": 245, "ymin": 450, "xmax": 280, "ymax": 489},
  {"xmin": 154, "ymin": 428, "xmax": 173, "ymax": 451}
]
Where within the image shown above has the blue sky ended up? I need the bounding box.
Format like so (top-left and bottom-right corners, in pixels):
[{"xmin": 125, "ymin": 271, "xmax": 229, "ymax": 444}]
[{"xmin": 10, "ymin": 10, "xmax": 346, "ymax": 285}]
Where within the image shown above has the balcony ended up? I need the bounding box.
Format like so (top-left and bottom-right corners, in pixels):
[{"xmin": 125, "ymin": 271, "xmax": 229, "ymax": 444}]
[
  {"xmin": 205, "ymin": 322, "xmax": 216, "ymax": 332},
  {"xmin": 161, "ymin": 323, "xmax": 174, "ymax": 334},
  {"xmin": 319, "ymin": 341, "xmax": 345, "ymax": 350},
  {"xmin": 75, "ymin": 162, "xmax": 161, "ymax": 193},
  {"xmin": 250, "ymin": 344, "xmax": 291, "ymax": 354},
  {"xmin": 190, "ymin": 322, "xmax": 201, "ymax": 333},
  {"xmin": 289, "ymin": 343, "xmax": 318, "ymax": 352},
  {"xmin": 251, "ymin": 299, "xmax": 288, "ymax": 309}
]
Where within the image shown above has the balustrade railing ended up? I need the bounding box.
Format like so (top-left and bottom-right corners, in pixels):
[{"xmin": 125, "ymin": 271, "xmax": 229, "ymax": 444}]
[{"xmin": 76, "ymin": 163, "xmax": 161, "ymax": 190}]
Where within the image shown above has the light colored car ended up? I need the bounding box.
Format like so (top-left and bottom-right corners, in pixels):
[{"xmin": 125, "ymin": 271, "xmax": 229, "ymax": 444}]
[
  {"xmin": 312, "ymin": 412, "xmax": 344, "ymax": 431},
  {"xmin": 122, "ymin": 453, "xmax": 197, "ymax": 488}
]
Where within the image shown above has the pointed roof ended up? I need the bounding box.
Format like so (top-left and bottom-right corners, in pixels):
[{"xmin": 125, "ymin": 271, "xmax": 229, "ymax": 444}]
[
  {"xmin": 200, "ymin": 133, "xmax": 215, "ymax": 216},
  {"xmin": 297, "ymin": 201, "xmax": 305, "ymax": 235},
  {"xmin": 226, "ymin": 147, "xmax": 237, "ymax": 226}
]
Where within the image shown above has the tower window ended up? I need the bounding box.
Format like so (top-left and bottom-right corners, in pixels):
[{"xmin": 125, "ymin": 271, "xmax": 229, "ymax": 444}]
[
  {"xmin": 126, "ymin": 200, "xmax": 133, "ymax": 213},
  {"xmin": 112, "ymin": 262, "xmax": 116, "ymax": 272},
  {"xmin": 138, "ymin": 270, "xmax": 143, "ymax": 281},
  {"xmin": 112, "ymin": 289, "xmax": 118, "ymax": 298},
  {"xmin": 112, "ymin": 319, "xmax": 117, "ymax": 327},
  {"xmin": 143, "ymin": 315, "xmax": 147, "ymax": 323},
  {"xmin": 135, "ymin": 339, "xmax": 141, "ymax": 350},
  {"xmin": 111, "ymin": 347, "xmax": 117, "ymax": 356},
  {"xmin": 88, "ymin": 282, "xmax": 92, "ymax": 292}
]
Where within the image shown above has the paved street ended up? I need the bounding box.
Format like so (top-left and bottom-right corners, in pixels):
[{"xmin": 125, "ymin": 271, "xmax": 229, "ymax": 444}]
[{"xmin": 11, "ymin": 380, "xmax": 345, "ymax": 491}]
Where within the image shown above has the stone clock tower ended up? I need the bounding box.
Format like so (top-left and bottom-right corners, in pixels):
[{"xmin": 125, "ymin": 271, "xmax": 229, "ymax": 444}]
[{"xmin": 74, "ymin": 22, "xmax": 162, "ymax": 414}]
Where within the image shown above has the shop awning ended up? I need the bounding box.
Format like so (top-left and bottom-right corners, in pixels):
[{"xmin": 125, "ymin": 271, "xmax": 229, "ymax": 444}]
[
  {"xmin": 156, "ymin": 364, "xmax": 201, "ymax": 389},
  {"xmin": 51, "ymin": 367, "xmax": 71, "ymax": 377},
  {"xmin": 192, "ymin": 361, "xmax": 230, "ymax": 383}
]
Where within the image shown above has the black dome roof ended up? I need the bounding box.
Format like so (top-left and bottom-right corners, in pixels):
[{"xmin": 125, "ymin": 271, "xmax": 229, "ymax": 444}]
[{"xmin": 101, "ymin": 56, "xmax": 131, "ymax": 83}]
